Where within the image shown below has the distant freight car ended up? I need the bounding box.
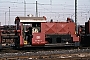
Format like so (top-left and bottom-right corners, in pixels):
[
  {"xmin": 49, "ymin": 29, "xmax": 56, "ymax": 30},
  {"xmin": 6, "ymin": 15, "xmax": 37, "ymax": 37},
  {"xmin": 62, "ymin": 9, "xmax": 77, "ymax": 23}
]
[{"xmin": 80, "ymin": 19, "xmax": 90, "ymax": 47}]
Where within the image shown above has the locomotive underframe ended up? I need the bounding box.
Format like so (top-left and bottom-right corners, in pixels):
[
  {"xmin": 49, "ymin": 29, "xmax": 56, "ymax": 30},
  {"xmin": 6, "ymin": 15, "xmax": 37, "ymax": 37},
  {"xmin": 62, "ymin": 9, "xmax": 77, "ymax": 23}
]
[{"xmin": 45, "ymin": 34, "xmax": 80, "ymax": 47}]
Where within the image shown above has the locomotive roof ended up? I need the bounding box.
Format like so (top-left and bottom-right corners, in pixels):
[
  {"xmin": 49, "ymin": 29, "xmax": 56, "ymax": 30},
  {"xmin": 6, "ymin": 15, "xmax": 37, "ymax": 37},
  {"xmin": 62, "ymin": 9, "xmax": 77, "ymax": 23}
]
[
  {"xmin": 19, "ymin": 17, "xmax": 46, "ymax": 22},
  {"xmin": 19, "ymin": 17, "xmax": 46, "ymax": 20}
]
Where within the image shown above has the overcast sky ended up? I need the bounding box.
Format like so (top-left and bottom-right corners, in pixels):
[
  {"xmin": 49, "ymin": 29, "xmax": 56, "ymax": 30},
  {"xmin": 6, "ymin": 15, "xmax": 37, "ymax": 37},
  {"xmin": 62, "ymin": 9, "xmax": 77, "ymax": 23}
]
[{"xmin": 0, "ymin": 0, "xmax": 90, "ymax": 25}]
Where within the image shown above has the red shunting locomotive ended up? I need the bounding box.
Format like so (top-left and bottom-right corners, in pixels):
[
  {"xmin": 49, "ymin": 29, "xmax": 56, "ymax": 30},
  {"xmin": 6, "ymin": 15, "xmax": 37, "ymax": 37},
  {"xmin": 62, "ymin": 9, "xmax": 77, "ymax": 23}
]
[
  {"xmin": 13, "ymin": 16, "xmax": 79, "ymax": 48},
  {"xmin": 0, "ymin": 16, "xmax": 80, "ymax": 49}
]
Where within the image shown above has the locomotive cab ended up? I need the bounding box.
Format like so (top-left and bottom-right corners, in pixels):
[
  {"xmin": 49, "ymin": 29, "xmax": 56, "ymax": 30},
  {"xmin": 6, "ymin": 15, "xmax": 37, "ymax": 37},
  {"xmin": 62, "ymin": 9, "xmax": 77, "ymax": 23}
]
[
  {"xmin": 22, "ymin": 22, "xmax": 41, "ymax": 45},
  {"xmin": 15, "ymin": 16, "xmax": 46, "ymax": 48}
]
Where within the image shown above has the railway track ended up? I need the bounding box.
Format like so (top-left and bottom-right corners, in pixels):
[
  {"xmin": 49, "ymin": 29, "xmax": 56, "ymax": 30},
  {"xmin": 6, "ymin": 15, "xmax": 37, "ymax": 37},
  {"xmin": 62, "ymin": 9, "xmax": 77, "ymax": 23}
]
[
  {"xmin": 0, "ymin": 46, "xmax": 76, "ymax": 53},
  {"xmin": 0, "ymin": 46, "xmax": 90, "ymax": 53},
  {"xmin": 1, "ymin": 47, "xmax": 90, "ymax": 60},
  {"xmin": 0, "ymin": 53, "xmax": 90, "ymax": 60},
  {"xmin": 0, "ymin": 48, "xmax": 90, "ymax": 60}
]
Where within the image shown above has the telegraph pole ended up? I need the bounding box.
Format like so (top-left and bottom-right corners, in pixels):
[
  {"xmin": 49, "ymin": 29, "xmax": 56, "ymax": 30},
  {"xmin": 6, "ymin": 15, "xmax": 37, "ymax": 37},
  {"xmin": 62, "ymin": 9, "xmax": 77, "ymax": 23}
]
[
  {"xmin": 50, "ymin": 0, "xmax": 52, "ymax": 5},
  {"xmin": 50, "ymin": 0, "xmax": 52, "ymax": 19},
  {"xmin": 5, "ymin": 12, "xmax": 6, "ymax": 25},
  {"xmin": 75, "ymin": 0, "xmax": 78, "ymax": 34},
  {"xmin": 24, "ymin": 0, "xmax": 26, "ymax": 17},
  {"xmin": 9, "ymin": 7, "xmax": 10, "ymax": 24},
  {"xmin": 36, "ymin": 1, "xmax": 38, "ymax": 17}
]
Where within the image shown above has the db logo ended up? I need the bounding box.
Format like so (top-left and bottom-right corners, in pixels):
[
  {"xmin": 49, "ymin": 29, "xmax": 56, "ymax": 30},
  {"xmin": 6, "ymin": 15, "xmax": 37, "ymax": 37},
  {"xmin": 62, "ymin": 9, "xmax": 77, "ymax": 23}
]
[{"xmin": 36, "ymin": 36, "xmax": 40, "ymax": 39}]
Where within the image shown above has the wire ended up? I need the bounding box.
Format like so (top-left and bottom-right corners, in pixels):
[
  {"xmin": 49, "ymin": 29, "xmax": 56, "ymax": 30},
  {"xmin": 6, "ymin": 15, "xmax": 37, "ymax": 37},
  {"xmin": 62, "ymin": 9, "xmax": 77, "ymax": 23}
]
[
  {"xmin": 0, "ymin": 1, "xmax": 36, "ymax": 4},
  {"xmin": 1, "ymin": 1, "xmax": 90, "ymax": 6}
]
